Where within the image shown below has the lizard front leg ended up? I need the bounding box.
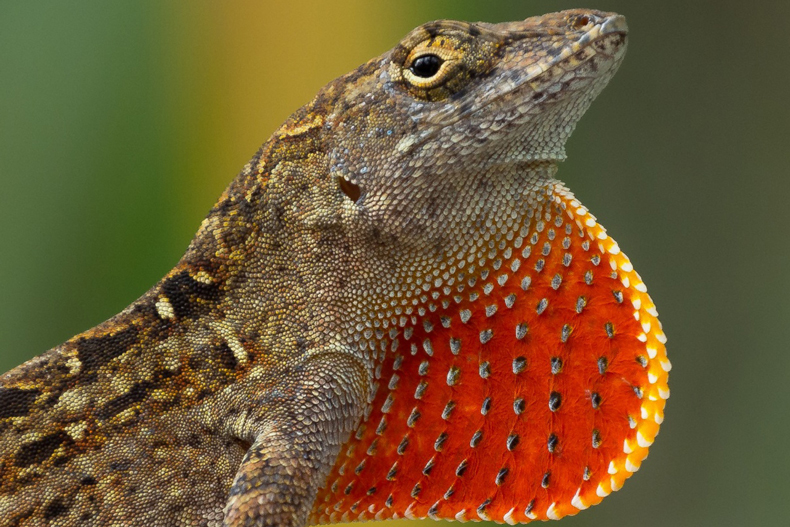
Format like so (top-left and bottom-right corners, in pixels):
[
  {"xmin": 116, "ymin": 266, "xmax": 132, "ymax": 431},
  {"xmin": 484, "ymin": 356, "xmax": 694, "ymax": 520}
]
[{"xmin": 223, "ymin": 352, "xmax": 369, "ymax": 527}]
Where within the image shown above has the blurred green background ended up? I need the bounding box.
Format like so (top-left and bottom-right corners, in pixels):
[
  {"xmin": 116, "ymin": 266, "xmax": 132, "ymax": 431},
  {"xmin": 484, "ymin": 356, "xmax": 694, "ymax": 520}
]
[{"xmin": 1, "ymin": 1, "xmax": 788, "ymax": 526}]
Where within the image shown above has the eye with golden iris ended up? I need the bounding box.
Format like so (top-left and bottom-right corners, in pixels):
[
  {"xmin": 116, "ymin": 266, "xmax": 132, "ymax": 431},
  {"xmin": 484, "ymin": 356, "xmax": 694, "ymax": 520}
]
[
  {"xmin": 396, "ymin": 37, "xmax": 473, "ymax": 98},
  {"xmin": 402, "ymin": 49, "xmax": 459, "ymax": 91},
  {"xmin": 409, "ymin": 54, "xmax": 443, "ymax": 78}
]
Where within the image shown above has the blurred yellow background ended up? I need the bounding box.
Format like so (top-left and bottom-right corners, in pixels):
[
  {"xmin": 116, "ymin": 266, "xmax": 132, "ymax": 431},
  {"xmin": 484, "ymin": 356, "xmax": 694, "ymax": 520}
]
[{"xmin": 1, "ymin": 1, "xmax": 788, "ymax": 526}]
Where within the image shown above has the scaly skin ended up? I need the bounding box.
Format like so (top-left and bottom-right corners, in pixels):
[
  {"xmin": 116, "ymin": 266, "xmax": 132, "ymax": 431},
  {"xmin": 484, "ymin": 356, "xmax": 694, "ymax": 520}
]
[{"xmin": 0, "ymin": 10, "xmax": 669, "ymax": 527}]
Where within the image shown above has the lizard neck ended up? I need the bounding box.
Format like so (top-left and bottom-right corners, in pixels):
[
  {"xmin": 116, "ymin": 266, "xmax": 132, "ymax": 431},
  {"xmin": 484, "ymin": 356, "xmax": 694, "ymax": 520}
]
[
  {"xmin": 354, "ymin": 160, "xmax": 561, "ymax": 316},
  {"xmin": 163, "ymin": 156, "xmax": 562, "ymax": 359},
  {"xmin": 66, "ymin": 155, "xmax": 564, "ymax": 383}
]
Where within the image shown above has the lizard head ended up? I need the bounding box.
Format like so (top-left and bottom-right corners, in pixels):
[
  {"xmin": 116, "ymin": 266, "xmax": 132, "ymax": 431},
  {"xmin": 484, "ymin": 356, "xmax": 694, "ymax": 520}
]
[
  {"xmin": 382, "ymin": 9, "xmax": 628, "ymax": 165},
  {"xmin": 321, "ymin": 9, "xmax": 627, "ymax": 256}
]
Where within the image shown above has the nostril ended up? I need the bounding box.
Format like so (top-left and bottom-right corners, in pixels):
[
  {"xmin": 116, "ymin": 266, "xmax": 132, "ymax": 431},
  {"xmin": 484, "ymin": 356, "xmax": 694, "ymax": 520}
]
[
  {"xmin": 338, "ymin": 176, "xmax": 362, "ymax": 203},
  {"xmin": 573, "ymin": 15, "xmax": 591, "ymax": 29}
]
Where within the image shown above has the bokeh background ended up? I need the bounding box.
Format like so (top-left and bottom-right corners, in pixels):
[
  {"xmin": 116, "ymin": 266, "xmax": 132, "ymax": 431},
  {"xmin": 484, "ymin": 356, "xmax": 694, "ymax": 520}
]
[{"xmin": 1, "ymin": 1, "xmax": 788, "ymax": 526}]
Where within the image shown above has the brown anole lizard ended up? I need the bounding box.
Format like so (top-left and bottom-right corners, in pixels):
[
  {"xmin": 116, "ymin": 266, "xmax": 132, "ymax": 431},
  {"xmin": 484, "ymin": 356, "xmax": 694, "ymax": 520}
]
[{"xmin": 0, "ymin": 9, "xmax": 669, "ymax": 526}]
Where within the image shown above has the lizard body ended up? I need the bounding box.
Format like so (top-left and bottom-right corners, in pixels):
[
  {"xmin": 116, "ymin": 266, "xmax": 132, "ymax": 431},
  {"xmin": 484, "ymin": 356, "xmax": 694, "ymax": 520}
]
[{"xmin": 0, "ymin": 10, "xmax": 669, "ymax": 527}]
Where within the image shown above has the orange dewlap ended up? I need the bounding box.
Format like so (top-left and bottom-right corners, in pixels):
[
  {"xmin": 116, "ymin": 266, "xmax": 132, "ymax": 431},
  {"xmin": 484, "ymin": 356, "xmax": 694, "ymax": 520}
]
[{"xmin": 312, "ymin": 183, "xmax": 669, "ymax": 524}]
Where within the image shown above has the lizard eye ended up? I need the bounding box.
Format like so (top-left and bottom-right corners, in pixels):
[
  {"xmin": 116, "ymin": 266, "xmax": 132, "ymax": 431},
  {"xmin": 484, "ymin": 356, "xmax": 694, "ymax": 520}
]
[
  {"xmin": 392, "ymin": 27, "xmax": 495, "ymax": 101},
  {"xmin": 410, "ymin": 54, "xmax": 443, "ymax": 78},
  {"xmin": 401, "ymin": 49, "xmax": 459, "ymax": 94}
]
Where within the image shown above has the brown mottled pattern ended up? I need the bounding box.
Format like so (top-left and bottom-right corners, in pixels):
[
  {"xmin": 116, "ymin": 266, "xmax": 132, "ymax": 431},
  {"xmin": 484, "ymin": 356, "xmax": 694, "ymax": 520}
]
[{"xmin": 0, "ymin": 10, "xmax": 644, "ymax": 527}]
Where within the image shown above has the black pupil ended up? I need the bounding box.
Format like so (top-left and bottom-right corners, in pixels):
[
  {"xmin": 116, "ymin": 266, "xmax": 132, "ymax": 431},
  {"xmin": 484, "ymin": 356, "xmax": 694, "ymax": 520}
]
[{"xmin": 410, "ymin": 55, "xmax": 442, "ymax": 78}]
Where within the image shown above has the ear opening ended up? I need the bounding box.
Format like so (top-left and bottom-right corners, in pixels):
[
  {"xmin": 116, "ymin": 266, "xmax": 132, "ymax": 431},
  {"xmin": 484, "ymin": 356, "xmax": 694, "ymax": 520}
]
[{"xmin": 337, "ymin": 176, "xmax": 362, "ymax": 203}]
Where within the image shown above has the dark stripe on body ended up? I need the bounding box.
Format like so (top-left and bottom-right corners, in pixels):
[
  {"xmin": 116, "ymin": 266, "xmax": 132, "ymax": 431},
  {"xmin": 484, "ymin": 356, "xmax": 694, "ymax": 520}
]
[
  {"xmin": 96, "ymin": 381, "xmax": 154, "ymax": 420},
  {"xmin": 76, "ymin": 326, "xmax": 140, "ymax": 372},
  {"xmin": 161, "ymin": 271, "xmax": 221, "ymax": 319},
  {"xmin": 0, "ymin": 388, "xmax": 40, "ymax": 419},
  {"xmin": 15, "ymin": 431, "xmax": 73, "ymax": 468}
]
